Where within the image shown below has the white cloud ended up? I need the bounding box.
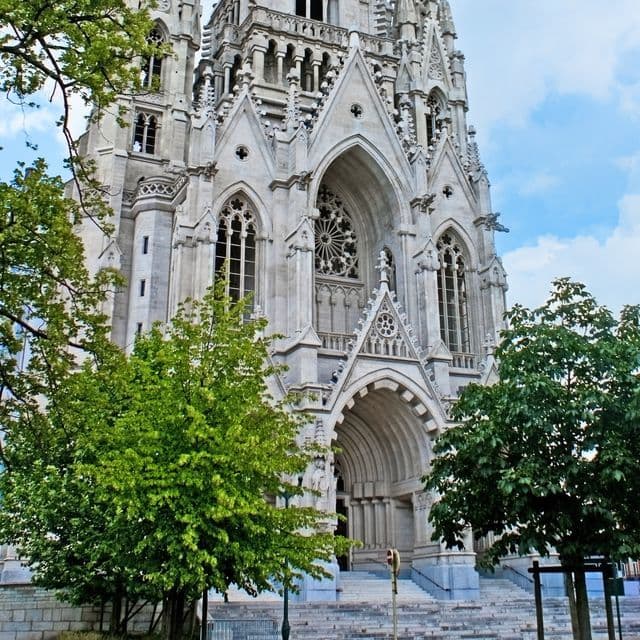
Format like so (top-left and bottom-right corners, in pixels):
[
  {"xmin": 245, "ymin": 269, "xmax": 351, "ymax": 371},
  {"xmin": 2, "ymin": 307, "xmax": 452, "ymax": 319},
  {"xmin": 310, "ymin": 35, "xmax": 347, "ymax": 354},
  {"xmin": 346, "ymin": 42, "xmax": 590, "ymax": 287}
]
[
  {"xmin": 455, "ymin": 0, "xmax": 640, "ymax": 135},
  {"xmin": 518, "ymin": 172, "xmax": 560, "ymax": 197},
  {"xmin": 503, "ymin": 193, "xmax": 640, "ymax": 312},
  {"xmin": 0, "ymin": 102, "xmax": 57, "ymax": 139}
]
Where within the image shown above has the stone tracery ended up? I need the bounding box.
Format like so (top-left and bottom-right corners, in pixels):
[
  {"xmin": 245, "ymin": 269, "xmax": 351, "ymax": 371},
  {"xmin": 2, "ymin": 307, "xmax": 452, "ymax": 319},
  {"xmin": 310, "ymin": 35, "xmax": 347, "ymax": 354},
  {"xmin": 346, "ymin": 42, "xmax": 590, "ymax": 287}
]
[
  {"xmin": 215, "ymin": 196, "xmax": 257, "ymax": 301},
  {"xmin": 314, "ymin": 184, "xmax": 359, "ymax": 278}
]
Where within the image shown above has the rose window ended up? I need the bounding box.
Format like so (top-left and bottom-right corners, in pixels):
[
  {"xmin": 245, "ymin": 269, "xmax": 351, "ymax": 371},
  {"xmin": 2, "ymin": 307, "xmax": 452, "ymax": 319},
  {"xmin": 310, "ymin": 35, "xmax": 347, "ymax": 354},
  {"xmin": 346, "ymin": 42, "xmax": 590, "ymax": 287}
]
[
  {"xmin": 375, "ymin": 312, "xmax": 397, "ymax": 338},
  {"xmin": 315, "ymin": 185, "xmax": 358, "ymax": 278}
]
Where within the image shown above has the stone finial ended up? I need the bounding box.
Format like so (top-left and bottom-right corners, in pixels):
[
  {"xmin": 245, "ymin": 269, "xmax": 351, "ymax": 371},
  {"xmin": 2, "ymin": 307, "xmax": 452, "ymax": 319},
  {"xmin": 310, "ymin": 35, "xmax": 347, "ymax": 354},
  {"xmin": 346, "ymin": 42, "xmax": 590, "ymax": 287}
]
[
  {"xmin": 482, "ymin": 332, "xmax": 496, "ymax": 356},
  {"xmin": 284, "ymin": 69, "xmax": 301, "ymax": 132}
]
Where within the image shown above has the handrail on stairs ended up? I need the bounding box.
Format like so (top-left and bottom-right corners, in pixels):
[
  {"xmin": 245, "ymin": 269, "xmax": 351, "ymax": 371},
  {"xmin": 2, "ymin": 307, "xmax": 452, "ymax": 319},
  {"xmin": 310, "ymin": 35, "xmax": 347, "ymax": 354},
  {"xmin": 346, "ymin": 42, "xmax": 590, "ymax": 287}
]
[
  {"xmin": 410, "ymin": 566, "xmax": 451, "ymax": 593},
  {"xmin": 502, "ymin": 563, "xmax": 535, "ymax": 584}
]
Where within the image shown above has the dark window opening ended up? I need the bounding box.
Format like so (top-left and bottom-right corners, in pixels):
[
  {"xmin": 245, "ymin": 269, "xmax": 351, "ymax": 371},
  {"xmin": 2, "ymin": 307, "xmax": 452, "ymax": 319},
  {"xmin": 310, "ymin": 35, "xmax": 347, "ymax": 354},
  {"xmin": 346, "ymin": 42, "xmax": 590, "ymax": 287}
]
[
  {"xmin": 139, "ymin": 279, "xmax": 146, "ymax": 297},
  {"xmin": 142, "ymin": 236, "xmax": 149, "ymax": 254},
  {"xmin": 133, "ymin": 113, "xmax": 158, "ymax": 154},
  {"xmin": 310, "ymin": 0, "xmax": 323, "ymax": 21}
]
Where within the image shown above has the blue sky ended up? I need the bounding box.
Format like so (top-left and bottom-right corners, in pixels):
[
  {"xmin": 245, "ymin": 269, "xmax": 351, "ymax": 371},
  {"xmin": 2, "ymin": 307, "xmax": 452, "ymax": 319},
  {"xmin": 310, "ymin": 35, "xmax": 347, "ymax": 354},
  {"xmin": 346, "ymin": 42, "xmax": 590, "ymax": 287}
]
[
  {"xmin": 2, "ymin": 0, "xmax": 639, "ymax": 313},
  {"xmin": 453, "ymin": 0, "xmax": 640, "ymax": 312}
]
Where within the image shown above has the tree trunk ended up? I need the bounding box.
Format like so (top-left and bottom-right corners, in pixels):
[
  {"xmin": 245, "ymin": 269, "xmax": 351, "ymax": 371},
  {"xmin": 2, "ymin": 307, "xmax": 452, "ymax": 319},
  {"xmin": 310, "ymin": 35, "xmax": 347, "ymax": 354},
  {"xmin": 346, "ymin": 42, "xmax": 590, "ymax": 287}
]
[
  {"xmin": 564, "ymin": 563, "xmax": 593, "ymax": 640},
  {"xmin": 565, "ymin": 571, "xmax": 579, "ymax": 640},
  {"xmin": 574, "ymin": 567, "xmax": 592, "ymax": 640},
  {"xmin": 162, "ymin": 587, "xmax": 188, "ymax": 640},
  {"xmin": 110, "ymin": 581, "xmax": 124, "ymax": 635}
]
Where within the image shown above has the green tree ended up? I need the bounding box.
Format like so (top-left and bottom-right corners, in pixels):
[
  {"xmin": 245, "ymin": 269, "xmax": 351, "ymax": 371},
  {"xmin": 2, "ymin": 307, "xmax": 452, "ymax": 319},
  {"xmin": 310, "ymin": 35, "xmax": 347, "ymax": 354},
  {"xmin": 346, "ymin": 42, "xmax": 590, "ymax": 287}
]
[
  {"xmin": 425, "ymin": 279, "xmax": 640, "ymax": 640},
  {"xmin": 0, "ymin": 0, "xmax": 157, "ymax": 492},
  {"xmin": 0, "ymin": 0, "xmax": 171, "ymax": 624},
  {"xmin": 1, "ymin": 287, "xmax": 347, "ymax": 640}
]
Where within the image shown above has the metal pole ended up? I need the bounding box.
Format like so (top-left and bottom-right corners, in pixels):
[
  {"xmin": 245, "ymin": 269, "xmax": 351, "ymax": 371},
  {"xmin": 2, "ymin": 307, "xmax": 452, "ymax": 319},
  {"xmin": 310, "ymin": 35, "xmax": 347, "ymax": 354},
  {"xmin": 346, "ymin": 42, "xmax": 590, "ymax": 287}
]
[
  {"xmin": 388, "ymin": 555, "xmax": 398, "ymax": 640},
  {"xmin": 613, "ymin": 564, "xmax": 623, "ymax": 640},
  {"xmin": 282, "ymin": 493, "xmax": 291, "ymax": 640},
  {"xmin": 282, "ymin": 583, "xmax": 290, "ymax": 640},
  {"xmin": 392, "ymin": 573, "xmax": 398, "ymax": 640},
  {"xmin": 603, "ymin": 564, "xmax": 616, "ymax": 640},
  {"xmin": 532, "ymin": 561, "xmax": 545, "ymax": 640},
  {"xmin": 201, "ymin": 588, "xmax": 208, "ymax": 640}
]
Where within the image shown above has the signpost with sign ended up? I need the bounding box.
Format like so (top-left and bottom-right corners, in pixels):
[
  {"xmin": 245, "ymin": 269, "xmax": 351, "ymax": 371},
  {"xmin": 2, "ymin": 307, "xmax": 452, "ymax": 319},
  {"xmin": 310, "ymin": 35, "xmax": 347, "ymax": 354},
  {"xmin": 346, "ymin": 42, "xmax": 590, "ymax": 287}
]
[{"xmin": 387, "ymin": 548, "xmax": 400, "ymax": 640}]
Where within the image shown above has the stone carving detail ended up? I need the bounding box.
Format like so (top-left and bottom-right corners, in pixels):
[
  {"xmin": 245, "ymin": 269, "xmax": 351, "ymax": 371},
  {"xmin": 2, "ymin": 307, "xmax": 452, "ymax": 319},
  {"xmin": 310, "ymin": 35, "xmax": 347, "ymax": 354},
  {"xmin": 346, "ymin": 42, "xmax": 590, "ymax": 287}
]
[
  {"xmin": 375, "ymin": 311, "xmax": 397, "ymax": 338},
  {"xmin": 157, "ymin": 0, "xmax": 170, "ymax": 11},
  {"xmin": 308, "ymin": 455, "xmax": 334, "ymax": 512},
  {"xmin": 314, "ymin": 185, "xmax": 358, "ymax": 278},
  {"xmin": 484, "ymin": 212, "xmax": 510, "ymax": 233},
  {"xmin": 428, "ymin": 39, "xmax": 444, "ymax": 80},
  {"xmin": 362, "ymin": 300, "xmax": 409, "ymax": 357},
  {"xmin": 134, "ymin": 175, "xmax": 187, "ymax": 201}
]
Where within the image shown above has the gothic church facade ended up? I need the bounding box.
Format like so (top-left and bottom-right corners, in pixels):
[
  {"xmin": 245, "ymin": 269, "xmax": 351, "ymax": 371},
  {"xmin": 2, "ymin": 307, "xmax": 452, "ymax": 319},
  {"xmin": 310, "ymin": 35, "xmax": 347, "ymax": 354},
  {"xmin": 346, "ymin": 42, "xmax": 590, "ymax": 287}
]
[{"xmin": 77, "ymin": 0, "xmax": 508, "ymax": 600}]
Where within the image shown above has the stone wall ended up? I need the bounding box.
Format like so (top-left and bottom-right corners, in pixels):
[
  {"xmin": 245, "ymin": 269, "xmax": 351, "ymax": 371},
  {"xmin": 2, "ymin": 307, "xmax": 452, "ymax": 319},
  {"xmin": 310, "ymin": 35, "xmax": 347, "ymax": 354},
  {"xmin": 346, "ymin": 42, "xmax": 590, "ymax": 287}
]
[{"xmin": 0, "ymin": 586, "xmax": 156, "ymax": 640}]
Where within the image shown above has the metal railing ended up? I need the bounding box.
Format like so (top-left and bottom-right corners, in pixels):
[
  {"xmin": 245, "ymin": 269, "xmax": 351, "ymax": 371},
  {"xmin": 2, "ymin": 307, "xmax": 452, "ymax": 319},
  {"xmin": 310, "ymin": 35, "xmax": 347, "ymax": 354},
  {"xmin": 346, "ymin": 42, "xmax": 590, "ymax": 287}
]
[
  {"xmin": 207, "ymin": 618, "xmax": 279, "ymax": 640},
  {"xmin": 410, "ymin": 566, "xmax": 451, "ymax": 594},
  {"xmin": 502, "ymin": 563, "xmax": 535, "ymax": 593}
]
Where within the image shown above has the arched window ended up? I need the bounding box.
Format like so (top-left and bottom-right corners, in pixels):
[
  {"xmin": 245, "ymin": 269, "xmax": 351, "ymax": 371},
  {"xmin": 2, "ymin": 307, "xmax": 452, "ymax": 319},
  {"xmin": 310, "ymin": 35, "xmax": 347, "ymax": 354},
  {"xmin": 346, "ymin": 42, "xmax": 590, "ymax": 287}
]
[
  {"xmin": 301, "ymin": 49, "xmax": 313, "ymax": 91},
  {"xmin": 282, "ymin": 44, "xmax": 295, "ymax": 84},
  {"xmin": 436, "ymin": 233, "xmax": 470, "ymax": 353},
  {"xmin": 425, "ymin": 92, "xmax": 443, "ymax": 144},
  {"xmin": 215, "ymin": 197, "xmax": 257, "ymax": 302},
  {"xmin": 315, "ymin": 184, "xmax": 358, "ymax": 278},
  {"xmin": 264, "ymin": 40, "xmax": 278, "ymax": 84},
  {"xmin": 141, "ymin": 27, "xmax": 165, "ymax": 90},
  {"xmin": 230, "ymin": 54, "xmax": 242, "ymax": 93},
  {"xmin": 133, "ymin": 112, "xmax": 158, "ymax": 154}
]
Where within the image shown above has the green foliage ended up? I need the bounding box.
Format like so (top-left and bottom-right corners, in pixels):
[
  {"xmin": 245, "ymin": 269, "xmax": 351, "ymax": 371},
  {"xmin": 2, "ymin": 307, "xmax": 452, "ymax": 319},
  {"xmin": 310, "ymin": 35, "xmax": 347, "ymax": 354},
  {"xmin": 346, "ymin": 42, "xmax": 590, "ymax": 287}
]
[
  {"xmin": 0, "ymin": 0, "xmax": 158, "ymax": 124},
  {"xmin": 0, "ymin": 160, "xmax": 119, "ymax": 471},
  {"xmin": 0, "ymin": 0, "xmax": 159, "ymax": 489},
  {"xmin": 425, "ymin": 279, "xmax": 640, "ymax": 567},
  {"xmin": 0, "ymin": 0, "xmax": 158, "ymax": 465},
  {"xmin": 1, "ymin": 285, "xmax": 347, "ymax": 624}
]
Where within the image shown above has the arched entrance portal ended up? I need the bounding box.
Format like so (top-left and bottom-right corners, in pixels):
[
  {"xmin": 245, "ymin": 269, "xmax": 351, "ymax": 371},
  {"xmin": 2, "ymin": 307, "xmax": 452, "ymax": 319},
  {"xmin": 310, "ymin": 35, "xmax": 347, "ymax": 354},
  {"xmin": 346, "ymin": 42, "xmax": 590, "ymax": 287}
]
[{"xmin": 334, "ymin": 385, "xmax": 430, "ymax": 572}]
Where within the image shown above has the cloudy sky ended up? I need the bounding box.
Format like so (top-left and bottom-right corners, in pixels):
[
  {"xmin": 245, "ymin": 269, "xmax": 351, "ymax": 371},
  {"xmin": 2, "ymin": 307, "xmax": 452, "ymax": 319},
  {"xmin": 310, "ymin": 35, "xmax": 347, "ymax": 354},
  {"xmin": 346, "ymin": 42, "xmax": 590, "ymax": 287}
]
[
  {"xmin": 453, "ymin": 0, "xmax": 640, "ymax": 312},
  {"xmin": 2, "ymin": 0, "xmax": 638, "ymax": 313}
]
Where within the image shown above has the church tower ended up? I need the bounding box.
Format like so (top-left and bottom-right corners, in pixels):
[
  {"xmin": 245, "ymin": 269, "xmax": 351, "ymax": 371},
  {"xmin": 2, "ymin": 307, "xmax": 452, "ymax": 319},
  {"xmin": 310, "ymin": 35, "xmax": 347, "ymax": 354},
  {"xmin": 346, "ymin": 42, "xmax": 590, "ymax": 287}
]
[{"xmin": 78, "ymin": 0, "xmax": 508, "ymax": 600}]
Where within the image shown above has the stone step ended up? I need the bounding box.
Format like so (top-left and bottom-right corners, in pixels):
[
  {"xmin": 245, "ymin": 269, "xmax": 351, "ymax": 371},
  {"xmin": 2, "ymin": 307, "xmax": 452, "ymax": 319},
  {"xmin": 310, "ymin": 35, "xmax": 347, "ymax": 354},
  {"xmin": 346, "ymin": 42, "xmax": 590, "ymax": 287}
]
[
  {"xmin": 208, "ymin": 574, "xmax": 640, "ymax": 640},
  {"xmin": 339, "ymin": 572, "xmax": 433, "ymax": 603}
]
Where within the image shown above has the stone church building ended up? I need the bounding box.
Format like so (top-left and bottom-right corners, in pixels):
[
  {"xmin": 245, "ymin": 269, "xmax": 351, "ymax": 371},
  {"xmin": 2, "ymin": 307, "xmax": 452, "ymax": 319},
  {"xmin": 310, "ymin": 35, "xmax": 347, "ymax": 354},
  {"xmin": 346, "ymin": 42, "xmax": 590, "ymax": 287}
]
[{"xmin": 73, "ymin": 0, "xmax": 508, "ymax": 600}]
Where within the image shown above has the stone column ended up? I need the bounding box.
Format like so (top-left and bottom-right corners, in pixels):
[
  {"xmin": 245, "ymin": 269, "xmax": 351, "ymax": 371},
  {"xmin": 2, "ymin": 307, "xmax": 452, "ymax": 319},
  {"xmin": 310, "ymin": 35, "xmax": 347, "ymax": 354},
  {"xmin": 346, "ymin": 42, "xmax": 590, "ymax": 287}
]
[
  {"xmin": 252, "ymin": 46, "xmax": 266, "ymax": 83},
  {"xmin": 374, "ymin": 499, "xmax": 386, "ymax": 548},
  {"xmin": 312, "ymin": 60, "xmax": 321, "ymax": 93},
  {"xmin": 363, "ymin": 500, "xmax": 374, "ymax": 549},
  {"xmin": 276, "ymin": 51, "xmax": 285, "ymax": 85},
  {"xmin": 351, "ymin": 499, "xmax": 363, "ymax": 543}
]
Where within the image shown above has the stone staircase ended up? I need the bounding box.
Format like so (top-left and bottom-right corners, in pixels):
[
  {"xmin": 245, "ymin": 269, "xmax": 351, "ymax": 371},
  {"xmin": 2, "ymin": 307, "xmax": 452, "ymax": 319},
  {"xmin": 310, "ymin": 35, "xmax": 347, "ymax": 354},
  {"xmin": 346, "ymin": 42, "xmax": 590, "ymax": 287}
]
[
  {"xmin": 338, "ymin": 571, "xmax": 434, "ymax": 603},
  {"xmin": 207, "ymin": 573, "xmax": 640, "ymax": 640}
]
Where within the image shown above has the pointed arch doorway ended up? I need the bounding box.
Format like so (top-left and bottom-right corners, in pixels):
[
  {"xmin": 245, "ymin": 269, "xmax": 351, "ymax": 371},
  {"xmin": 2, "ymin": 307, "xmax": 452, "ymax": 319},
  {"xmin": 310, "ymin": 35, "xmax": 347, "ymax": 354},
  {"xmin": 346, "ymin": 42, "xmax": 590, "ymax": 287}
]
[{"xmin": 333, "ymin": 382, "xmax": 431, "ymax": 573}]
